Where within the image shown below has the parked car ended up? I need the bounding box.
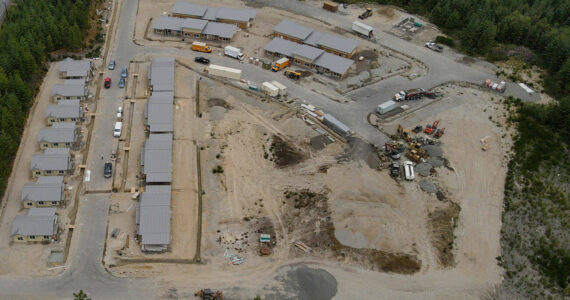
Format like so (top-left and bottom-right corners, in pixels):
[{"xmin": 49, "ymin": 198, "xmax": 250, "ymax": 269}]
[
  {"xmin": 104, "ymin": 77, "xmax": 111, "ymax": 88},
  {"xmin": 108, "ymin": 60, "xmax": 115, "ymax": 70},
  {"xmin": 195, "ymin": 57, "xmax": 210, "ymax": 64},
  {"xmin": 121, "ymin": 67, "xmax": 128, "ymax": 78},
  {"xmin": 119, "ymin": 77, "xmax": 125, "ymax": 88},
  {"xmin": 390, "ymin": 162, "xmax": 400, "ymax": 177},
  {"xmin": 114, "ymin": 122, "xmax": 122, "ymax": 137},
  {"xmin": 116, "ymin": 106, "xmax": 122, "ymax": 119},
  {"xmin": 425, "ymin": 41, "xmax": 443, "ymax": 52},
  {"xmin": 104, "ymin": 162, "xmax": 112, "ymax": 178}
]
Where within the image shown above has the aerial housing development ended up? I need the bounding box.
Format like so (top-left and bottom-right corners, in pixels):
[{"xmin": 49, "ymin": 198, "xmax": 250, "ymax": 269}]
[{"xmin": 0, "ymin": 0, "xmax": 563, "ymax": 299}]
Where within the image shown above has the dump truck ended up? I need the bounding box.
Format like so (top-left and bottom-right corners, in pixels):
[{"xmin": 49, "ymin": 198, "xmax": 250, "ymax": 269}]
[
  {"xmin": 323, "ymin": 1, "xmax": 338, "ymax": 12},
  {"xmin": 191, "ymin": 41, "xmax": 212, "ymax": 53},
  {"xmin": 224, "ymin": 46, "xmax": 244, "ymax": 60},
  {"xmin": 394, "ymin": 88, "xmax": 435, "ymax": 101},
  {"xmin": 377, "ymin": 100, "xmax": 397, "ymax": 114},
  {"xmin": 284, "ymin": 70, "xmax": 301, "ymax": 80},
  {"xmin": 359, "ymin": 8, "xmax": 372, "ymax": 19},
  {"xmin": 272, "ymin": 57, "xmax": 290, "ymax": 72},
  {"xmin": 352, "ymin": 21, "xmax": 374, "ymax": 38}
]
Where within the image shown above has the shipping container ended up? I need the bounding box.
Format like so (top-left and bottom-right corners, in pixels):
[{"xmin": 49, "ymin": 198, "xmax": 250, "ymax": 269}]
[
  {"xmin": 262, "ymin": 82, "xmax": 279, "ymax": 97},
  {"xmin": 352, "ymin": 21, "xmax": 374, "ymax": 38},
  {"xmin": 323, "ymin": 114, "xmax": 351, "ymax": 136},
  {"xmin": 207, "ymin": 64, "xmax": 242, "ymax": 80},
  {"xmin": 376, "ymin": 100, "xmax": 398, "ymax": 114},
  {"xmin": 270, "ymin": 80, "xmax": 287, "ymax": 96}
]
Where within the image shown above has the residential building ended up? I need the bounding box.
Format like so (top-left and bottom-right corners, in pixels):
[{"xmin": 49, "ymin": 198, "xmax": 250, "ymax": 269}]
[
  {"xmin": 51, "ymin": 83, "xmax": 86, "ymax": 102},
  {"xmin": 30, "ymin": 148, "xmax": 71, "ymax": 178},
  {"xmin": 11, "ymin": 208, "xmax": 58, "ymax": 243},
  {"xmin": 58, "ymin": 58, "xmax": 92, "ymax": 80},
  {"xmin": 272, "ymin": 19, "xmax": 359, "ymax": 58},
  {"xmin": 38, "ymin": 122, "xmax": 78, "ymax": 149},
  {"xmin": 136, "ymin": 185, "xmax": 171, "ymax": 252},
  {"xmin": 45, "ymin": 100, "xmax": 82, "ymax": 125},
  {"xmin": 264, "ymin": 37, "xmax": 353, "ymax": 78},
  {"xmin": 171, "ymin": 2, "xmax": 256, "ymax": 29},
  {"xmin": 145, "ymin": 91, "xmax": 174, "ymax": 133},
  {"xmin": 148, "ymin": 58, "xmax": 175, "ymax": 92},
  {"xmin": 153, "ymin": 16, "xmax": 237, "ymax": 42},
  {"xmin": 141, "ymin": 133, "xmax": 172, "ymax": 184},
  {"xmin": 21, "ymin": 176, "xmax": 64, "ymax": 208}
]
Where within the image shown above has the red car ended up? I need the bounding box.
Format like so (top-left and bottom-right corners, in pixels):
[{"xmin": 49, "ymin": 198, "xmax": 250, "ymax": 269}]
[{"xmin": 104, "ymin": 77, "xmax": 111, "ymax": 89}]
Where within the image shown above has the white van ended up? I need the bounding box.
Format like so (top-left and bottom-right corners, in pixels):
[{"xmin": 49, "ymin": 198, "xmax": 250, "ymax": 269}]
[
  {"xmin": 114, "ymin": 122, "xmax": 122, "ymax": 138},
  {"xmin": 116, "ymin": 106, "xmax": 123, "ymax": 119},
  {"xmin": 403, "ymin": 161, "xmax": 415, "ymax": 180}
]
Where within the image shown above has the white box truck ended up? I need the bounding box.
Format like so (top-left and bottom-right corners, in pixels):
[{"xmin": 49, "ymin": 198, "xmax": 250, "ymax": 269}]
[
  {"xmin": 352, "ymin": 21, "xmax": 374, "ymax": 38},
  {"xmin": 403, "ymin": 161, "xmax": 415, "ymax": 180},
  {"xmin": 270, "ymin": 80, "xmax": 287, "ymax": 96},
  {"xmin": 207, "ymin": 64, "xmax": 242, "ymax": 80},
  {"xmin": 376, "ymin": 100, "xmax": 397, "ymax": 114},
  {"xmin": 262, "ymin": 82, "xmax": 279, "ymax": 97},
  {"xmin": 224, "ymin": 46, "xmax": 244, "ymax": 60}
]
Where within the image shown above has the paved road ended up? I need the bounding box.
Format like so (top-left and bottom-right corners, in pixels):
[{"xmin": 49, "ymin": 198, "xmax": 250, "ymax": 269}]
[{"xmin": 0, "ymin": 0, "xmax": 532, "ymax": 298}]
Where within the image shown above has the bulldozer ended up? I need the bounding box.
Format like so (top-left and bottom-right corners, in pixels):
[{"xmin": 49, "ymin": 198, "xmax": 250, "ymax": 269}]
[
  {"xmin": 284, "ymin": 70, "xmax": 301, "ymax": 80},
  {"xmin": 407, "ymin": 150, "xmax": 422, "ymax": 163},
  {"xmin": 359, "ymin": 8, "xmax": 373, "ymax": 19},
  {"xmin": 424, "ymin": 120, "xmax": 440, "ymax": 135},
  {"xmin": 409, "ymin": 142, "xmax": 427, "ymax": 158},
  {"xmin": 397, "ymin": 125, "xmax": 412, "ymax": 142},
  {"xmin": 195, "ymin": 289, "xmax": 223, "ymax": 300}
]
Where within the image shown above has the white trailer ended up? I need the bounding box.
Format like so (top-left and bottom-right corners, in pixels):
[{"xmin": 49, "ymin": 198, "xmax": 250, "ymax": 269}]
[
  {"xmin": 261, "ymin": 82, "xmax": 279, "ymax": 97},
  {"xmin": 352, "ymin": 21, "xmax": 374, "ymax": 38},
  {"xmin": 207, "ymin": 64, "xmax": 242, "ymax": 80},
  {"xmin": 270, "ymin": 80, "xmax": 287, "ymax": 96},
  {"xmin": 224, "ymin": 46, "xmax": 244, "ymax": 60},
  {"xmin": 376, "ymin": 100, "xmax": 397, "ymax": 114}
]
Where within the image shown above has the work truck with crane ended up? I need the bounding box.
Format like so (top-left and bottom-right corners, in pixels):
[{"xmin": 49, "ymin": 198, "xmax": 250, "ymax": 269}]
[{"xmin": 394, "ymin": 88, "xmax": 436, "ymax": 101}]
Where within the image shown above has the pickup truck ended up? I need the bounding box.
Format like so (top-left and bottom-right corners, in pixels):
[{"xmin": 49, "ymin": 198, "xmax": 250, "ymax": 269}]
[{"xmin": 425, "ymin": 41, "xmax": 443, "ymax": 52}]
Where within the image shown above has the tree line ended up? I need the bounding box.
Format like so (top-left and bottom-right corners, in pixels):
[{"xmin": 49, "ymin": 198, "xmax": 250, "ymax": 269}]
[{"xmin": 0, "ymin": 0, "xmax": 91, "ymax": 196}]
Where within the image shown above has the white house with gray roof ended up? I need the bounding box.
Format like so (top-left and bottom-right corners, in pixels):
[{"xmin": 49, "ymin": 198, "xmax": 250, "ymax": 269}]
[
  {"xmin": 171, "ymin": 2, "xmax": 256, "ymax": 29},
  {"xmin": 30, "ymin": 148, "xmax": 72, "ymax": 178},
  {"xmin": 38, "ymin": 122, "xmax": 78, "ymax": 149},
  {"xmin": 153, "ymin": 16, "xmax": 237, "ymax": 42},
  {"xmin": 136, "ymin": 185, "xmax": 171, "ymax": 252},
  {"xmin": 21, "ymin": 176, "xmax": 64, "ymax": 208},
  {"xmin": 45, "ymin": 100, "xmax": 82, "ymax": 125},
  {"xmin": 11, "ymin": 208, "xmax": 58, "ymax": 243},
  {"xmin": 51, "ymin": 82, "xmax": 87, "ymax": 102},
  {"xmin": 59, "ymin": 58, "xmax": 92, "ymax": 80},
  {"xmin": 265, "ymin": 37, "xmax": 354, "ymax": 78},
  {"xmin": 272, "ymin": 19, "xmax": 359, "ymax": 58},
  {"xmin": 141, "ymin": 133, "xmax": 173, "ymax": 183}
]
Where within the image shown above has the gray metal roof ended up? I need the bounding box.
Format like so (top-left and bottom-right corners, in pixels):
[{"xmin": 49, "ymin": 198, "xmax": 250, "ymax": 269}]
[
  {"xmin": 181, "ymin": 18, "xmax": 209, "ymax": 31},
  {"xmin": 142, "ymin": 133, "xmax": 172, "ymax": 183},
  {"xmin": 202, "ymin": 22, "xmax": 237, "ymax": 38},
  {"xmin": 11, "ymin": 208, "xmax": 58, "ymax": 236},
  {"xmin": 315, "ymin": 33, "xmax": 359, "ymax": 54},
  {"xmin": 64, "ymin": 79, "xmax": 85, "ymax": 85},
  {"xmin": 38, "ymin": 123, "xmax": 77, "ymax": 143},
  {"xmin": 51, "ymin": 83, "xmax": 85, "ymax": 97},
  {"xmin": 137, "ymin": 185, "xmax": 171, "ymax": 245},
  {"xmin": 171, "ymin": 2, "xmax": 207, "ymax": 17},
  {"xmin": 313, "ymin": 52, "xmax": 353, "ymax": 75},
  {"xmin": 22, "ymin": 176, "xmax": 64, "ymax": 203},
  {"xmin": 302, "ymin": 31, "xmax": 323, "ymax": 46},
  {"xmin": 273, "ymin": 19, "xmax": 313, "ymax": 40},
  {"xmin": 45, "ymin": 101, "xmax": 81, "ymax": 119},
  {"xmin": 215, "ymin": 7, "xmax": 256, "ymax": 22},
  {"xmin": 149, "ymin": 58, "xmax": 175, "ymax": 92},
  {"xmin": 264, "ymin": 37, "xmax": 297, "ymax": 57},
  {"xmin": 146, "ymin": 92, "xmax": 174, "ymax": 133},
  {"xmin": 293, "ymin": 44, "xmax": 325, "ymax": 61},
  {"xmin": 153, "ymin": 16, "xmax": 184, "ymax": 31},
  {"xmin": 30, "ymin": 148, "xmax": 71, "ymax": 171},
  {"xmin": 59, "ymin": 58, "xmax": 91, "ymax": 77}
]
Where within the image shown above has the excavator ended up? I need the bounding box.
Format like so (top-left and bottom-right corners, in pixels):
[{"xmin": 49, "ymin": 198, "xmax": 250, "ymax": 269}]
[
  {"xmin": 424, "ymin": 120, "xmax": 440, "ymax": 135},
  {"xmin": 434, "ymin": 128, "xmax": 445, "ymax": 139},
  {"xmin": 385, "ymin": 143, "xmax": 401, "ymax": 160}
]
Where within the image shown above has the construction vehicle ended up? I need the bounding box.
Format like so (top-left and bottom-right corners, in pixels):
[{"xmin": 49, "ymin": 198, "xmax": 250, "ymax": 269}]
[
  {"xmin": 424, "ymin": 120, "xmax": 440, "ymax": 135},
  {"xmin": 407, "ymin": 150, "xmax": 422, "ymax": 163},
  {"xmin": 284, "ymin": 70, "xmax": 301, "ymax": 80},
  {"xmin": 390, "ymin": 162, "xmax": 400, "ymax": 177},
  {"xmin": 394, "ymin": 88, "xmax": 435, "ymax": 101},
  {"xmin": 272, "ymin": 57, "xmax": 290, "ymax": 72},
  {"xmin": 358, "ymin": 8, "xmax": 372, "ymax": 19},
  {"xmin": 397, "ymin": 125, "xmax": 411, "ymax": 142},
  {"xmin": 385, "ymin": 143, "xmax": 401, "ymax": 160},
  {"xmin": 409, "ymin": 142, "xmax": 427, "ymax": 158},
  {"xmin": 434, "ymin": 128, "xmax": 445, "ymax": 139},
  {"xmin": 195, "ymin": 289, "xmax": 223, "ymax": 300},
  {"xmin": 412, "ymin": 125, "xmax": 423, "ymax": 133}
]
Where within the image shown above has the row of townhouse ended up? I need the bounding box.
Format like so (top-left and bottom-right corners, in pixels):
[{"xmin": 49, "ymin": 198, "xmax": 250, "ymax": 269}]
[{"xmin": 11, "ymin": 59, "xmax": 91, "ymax": 243}]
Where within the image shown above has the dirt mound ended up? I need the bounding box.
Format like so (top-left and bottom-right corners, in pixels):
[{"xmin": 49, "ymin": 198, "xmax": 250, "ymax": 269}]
[
  {"xmin": 428, "ymin": 201, "xmax": 460, "ymax": 267},
  {"xmin": 270, "ymin": 135, "xmax": 307, "ymax": 168},
  {"xmin": 310, "ymin": 135, "xmax": 331, "ymax": 150},
  {"xmin": 340, "ymin": 137, "xmax": 381, "ymax": 169},
  {"xmin": 208, "ymin": 98, "xmax": 232, "ymax": 109},
  {"xmin": 377, "ymin": 7, "xmax": 395, "ymax": 18}
]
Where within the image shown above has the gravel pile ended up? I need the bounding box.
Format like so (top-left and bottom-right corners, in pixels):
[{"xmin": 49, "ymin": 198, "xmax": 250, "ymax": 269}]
[
  {"xmin": 427, "ymin": 157, "xmax": 444, "ymax": 168},
  {"xmin": 419, "ymin": 180, "xmax": 437, "ymax": 193},
  {"xmin": 416, "ymin": 163, "xmax": 432, "ymax": 177},
  {"xmin": 424, "ymin": 145, "xmax": 443, "ymax": 158}
]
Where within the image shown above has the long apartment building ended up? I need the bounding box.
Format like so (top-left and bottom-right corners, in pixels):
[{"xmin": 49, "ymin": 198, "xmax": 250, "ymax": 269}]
[
  {"xmin": 153, "ymin": 16, "xmax": 238, "ymax": 42},
  {"xmin": 171, "ymin": 2, "xmax": 256, "ymax": 29}
]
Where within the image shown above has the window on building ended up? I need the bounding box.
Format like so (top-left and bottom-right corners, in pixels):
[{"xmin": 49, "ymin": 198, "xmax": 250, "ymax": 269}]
[
  {"xmin": 17, "ymin": 237, "xmax": 23, "ymax": 241},
  {"xmin": 29, "ymin": 236, "xmax": 35, "ymax": 239},
  {"xmin": 53, "ymin": 143, "xmax": 59, "ymax": 146},
  {"xmin": 52, "ymin": 201, "xmax": 58, "ymax": 205},
  {"xmin": 43, "ymin": 236, "xmax": 50, "ymax": 239},
  {"xmin": 194, "ymin": 34, "xmax": 200, "ymax": 38},
  {"xmin": 35, "ymin": 171, "xmax": 40, "ymax": 175},
  {"xmin": 58, "ymin": 171, "xmax": 64, "ymax": 174},
  {"xmin": 66, "ymin": 97, "xmax": 70, "ymax": 100},
  {"xmin": 38, "ymin": 201, "xmax": 44, "ymax": 205},
  {"xmin": 65, "ymin": 143, "xmax": 70, "ymax": 146},
  {"xmin": 46, "ymin": 170, "xmax": 52, "ymax": 174},
  {"xmin": 59, "ymin": 118, "xmax": 65, "ymax": 121},
  {"xmin": 304, "ymin": 63, "xmax": 310, "ymax": 67}
]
